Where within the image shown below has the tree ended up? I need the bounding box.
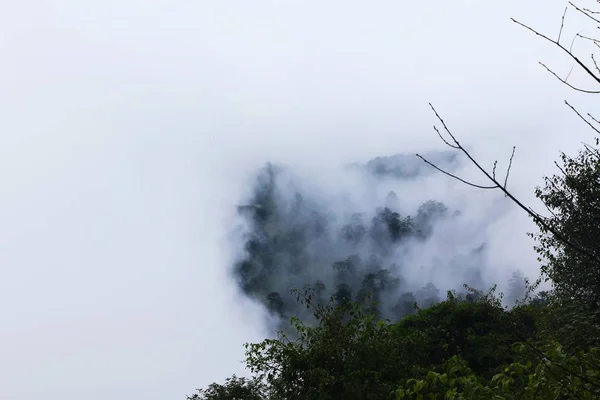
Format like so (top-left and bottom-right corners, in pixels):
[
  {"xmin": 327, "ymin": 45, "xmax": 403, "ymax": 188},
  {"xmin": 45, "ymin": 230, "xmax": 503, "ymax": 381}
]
[
  {"xmin": 531, "ymin": 145, "xmax": 600, "ymax": 308},
  {"xmin": 409, "ymin": 4, "xmax": 600, "ymax": 394},
  {"xmin": 396, "ymin": 346, "xmax": 600, "ymax": 400},
  {"xmin": 191, "ymin": 293, "xmax": 592, "ymax": 400},
  {"xmin": 417, "ymin": 1, "xmax": 600, "ymax": 310},
  {"xmin": 187, "ymin": 375, "xmax": 269, "ymax": 400}
]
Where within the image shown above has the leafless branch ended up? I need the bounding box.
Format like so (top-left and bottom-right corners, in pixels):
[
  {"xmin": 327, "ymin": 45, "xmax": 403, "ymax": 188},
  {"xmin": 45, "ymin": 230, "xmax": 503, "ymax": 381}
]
[
  {"xmin": 570, "ymin": 1, "xmax": 600, "ymax": 25},
  {"xmin": 539, "ymin": 62, "xmax": 600, "ymax": 93},
  {"xmin": 578, "ymin": 33, "xmax": 600, "ymax": 44},
  {"xmin": 554, "ymin": 160, "xmax": 569, "ymax": 178},
  {"xmin": 492, "ymin": 160, "xmax": 498, "ymax": 180},
  {"xmin": 580, "ymin": 35, "xmax": 600, "ymax": 53},
  {"xmin": 565, "ymin": 63, "xmax": 576, "ymax": 82},
  {"xmin": 584, "ymin": 9, "xmax": 600, "ymax": 15},
  {"xmin": 582, "ymin": 141, "xmax": 600, "ymax": 159},
  {"xmin": 433, "ymin": 125, "xmax": 459, "ymax": 149},
  {"xmin": 528, "ymin": 206, "xmax": 550, "ymax": 221},
  {"xmin": 587, "ymin": 112, "xmax": 600, "ymax": 126},
  {"xmin": 421, "ymin": 104, "xmax": 600, "ymax": 265},
  {"xmin": 568, "ymin": 31, "xmax": 581, "ymax": 55},
  {"xmin": 428, "ymin": 103, "xmax": 462, "ymax": 146},
  {"xmin": 504, "ymin": 146, "xmax": 516, "ymax": 193},
  {"xmin": 511, "ymin": 18, "xmax": 600, "ymax": 85},
  {"xmin": 592, "ymin": 54, "xmax": 600, "ymax": 74},
  {"xmin": 559, "ymin": 6, "xmax": 568, "ymax": 43},
  {"xmin": 582, "ymin": 4, "xmax": 600, "ymax": 14},
  {"xmin": 416, "ymin": 154, "xmax": 497, "ymax": 189},
  {"xmin": 565, "ymin": 100, "xmax": 600, "ymax": 135}
]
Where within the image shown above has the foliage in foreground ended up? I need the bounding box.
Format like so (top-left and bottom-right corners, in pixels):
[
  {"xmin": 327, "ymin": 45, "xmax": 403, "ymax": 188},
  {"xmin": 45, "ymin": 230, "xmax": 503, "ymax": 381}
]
[{"xmin": 188, "ymin": 290, "xmax": 600, "ymax": 400}]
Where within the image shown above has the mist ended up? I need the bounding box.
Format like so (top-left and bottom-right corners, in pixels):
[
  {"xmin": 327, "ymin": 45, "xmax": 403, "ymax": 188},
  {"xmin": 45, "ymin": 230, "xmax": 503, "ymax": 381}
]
[
  {"xmin": 232, "ymin": 151, "xmax": 526, "ymax": 330},
  {"xmin": 0, "ymin": 0, "xmax": 597, "ymax": 399}
]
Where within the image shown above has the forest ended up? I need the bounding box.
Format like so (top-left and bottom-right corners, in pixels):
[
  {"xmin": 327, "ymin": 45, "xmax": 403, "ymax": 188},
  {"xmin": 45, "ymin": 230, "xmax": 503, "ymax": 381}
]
[{"xmin": 189, "ymin": 3, "xmax": 600, "ymax": 399}]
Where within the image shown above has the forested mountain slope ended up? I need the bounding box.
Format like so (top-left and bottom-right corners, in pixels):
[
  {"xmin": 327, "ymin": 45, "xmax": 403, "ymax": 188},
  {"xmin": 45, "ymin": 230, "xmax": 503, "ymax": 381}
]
[{"xmin": 233, "ymin": 152, "xmax": 526, "ymax": 329}]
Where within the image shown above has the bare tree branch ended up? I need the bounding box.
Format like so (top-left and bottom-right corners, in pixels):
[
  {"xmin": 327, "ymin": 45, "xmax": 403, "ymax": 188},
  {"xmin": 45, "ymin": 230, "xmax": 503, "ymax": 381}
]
[
  {"xmin": 582, "ymin": 141, "xmax": 600, "ymax": 159},
  {"xmin": 582, "ymin": 5, "xmax": 600, "ymax": 14},
  {"xmin": 415, "ymin": 153, "xmax": 497, "ymax": 189},
  {"xmin": 504, "ymin": 146, "xmax": 516, "ymax": 193},
  {"xmin": 578, "ymin": 34, "xmax": 600, "ymax": 53},
  {"xmin": 578, "ymin": 33, "xmax": 600, "ymax": 44},
  {"xmin": 420, "ymin": 104, "xmax": 600, "ymax": 265},
  {"xmin": 592, "ymin": 54, "xmax": 600, "ymax": 74},
  {"xmin": 554, "ymin": 160, "xmax": 569, "ymax": 178},
  {"xmin": 565, "ymin": 100, "xmax": 600, "ymax": 135},
  {"xmin": 540, "ymin": 62, "xmax": 600, "ymax": 93},
  {"xmin": 559, "ymin": 6, "xmax": 568, "ymax": 43},
  {"xmin": 570, "ymin": 1, "xmax": 600, "ymax": 25},
  {"xmin": 511, "ymin": 18, "xmax": 600, "ymax": 85},
  {"xmin": 433, "ymin": 125, "xmax": 459, "ymax": 149},
  {"xmin": 587, "ymin": 112, "xmax": 600, "ymax": 126}
]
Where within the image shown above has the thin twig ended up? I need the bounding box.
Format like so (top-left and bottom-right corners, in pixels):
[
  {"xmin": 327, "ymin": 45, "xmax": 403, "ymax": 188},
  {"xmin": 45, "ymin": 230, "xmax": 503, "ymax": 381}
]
[
  {"xmin": 569, "ymin": 30, "xmax": 581, "ymax": 54},
  {"xmin": 539, "ymin": 62, "xmax": 600, "ymax": 93},
  {"xmin": 565, "ymin": 100, "xmax": 600, "ymax": 135},
  {"xmin": 582, "ymin": 6, "xmax": 600, "ymax": 14},
  {"xmin": 565, "ymin": 63, "xmax": 576, "ymax": 82},
  {"xmin": 416, "ymin": 153, "xmax": 497, "ymax": 189},
  {"xmin": 578, "ymin": 33, "xmax": 600, "ymax": 44},
  {"xmin": 559, "ymin": 6, "xmax": 568, "ymax": 43},
  {"xmin": 433, "ymin": 125, "xmax": 459, "ymax": 149},
  {"xmin": 493, "ymin": 160, "xmax": 498, "ymax": 180},
  {"xmin": 587, "ymin": 112, "xmax": 600, "ymax": 126},
  {"xmin": 582, "ymin": 141, "xmax": 600, "ymax": 159},
  {"xmin": 592, "ymin": 54, "xmax": 600, "ymax": 75},
  {"xmin": 554, "ymin": 160, "xmax": 569, "ymax": 177},
  {"xmin": 528, "ymin": 206, "xmax": 550, "ymax": 221},
  {"xmin": 428, "ymin": 103, "xmax": 462, "ymax": 146},
  {"xmin": 504, "ymin": 146, "xmax": 516, "ymax": 192},
  {"xmin": 541, "ymin": 200, "xmax": 559, "ymax": 219},
  {"xmin": 570, "ymin": 1, "xmax": 600, "ymax": 25},
  {"xmin": 576, "ymin": 33, "xmax": 600, "ymax": 54},
  {"xmin": 512, "ymin": 18, "xmax": 600, "ymax": 85}
]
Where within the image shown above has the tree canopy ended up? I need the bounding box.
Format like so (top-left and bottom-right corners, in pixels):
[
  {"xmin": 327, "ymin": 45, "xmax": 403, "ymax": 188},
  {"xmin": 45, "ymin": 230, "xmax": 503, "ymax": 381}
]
[{"xmin": 188, "ymin": 292, "xmax": 600, "ymax": 400}]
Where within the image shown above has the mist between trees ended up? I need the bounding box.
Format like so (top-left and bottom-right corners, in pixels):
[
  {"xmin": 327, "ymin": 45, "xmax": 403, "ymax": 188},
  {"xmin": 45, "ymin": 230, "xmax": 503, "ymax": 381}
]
[{"xmin": 232, "ymin": 152, "xmax": 530, "ymax": 333}]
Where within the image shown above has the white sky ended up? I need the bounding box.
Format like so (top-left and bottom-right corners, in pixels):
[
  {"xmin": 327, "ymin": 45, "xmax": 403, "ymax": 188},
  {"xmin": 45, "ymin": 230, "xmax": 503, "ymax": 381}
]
[{"xmin": 0, "ymin": 1, "xmax": 597, "ymax": 399}]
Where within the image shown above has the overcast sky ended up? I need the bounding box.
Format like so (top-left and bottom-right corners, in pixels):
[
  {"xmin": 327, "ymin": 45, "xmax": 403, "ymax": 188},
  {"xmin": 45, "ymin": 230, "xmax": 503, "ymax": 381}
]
[{"xmin": 0, "ymin": 0, "xmax": 597, "ymax": 399}]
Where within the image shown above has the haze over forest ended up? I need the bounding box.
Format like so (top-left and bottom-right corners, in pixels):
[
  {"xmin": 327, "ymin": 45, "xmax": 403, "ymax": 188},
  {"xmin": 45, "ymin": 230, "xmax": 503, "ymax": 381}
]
[{"xmin": 232, "ymin": 151, "xmax": 528, "ymax": 330}]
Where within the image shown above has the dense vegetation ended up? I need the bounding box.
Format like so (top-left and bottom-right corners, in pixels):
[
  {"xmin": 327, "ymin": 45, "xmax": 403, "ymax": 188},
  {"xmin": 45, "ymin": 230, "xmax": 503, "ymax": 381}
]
[
  {"xmin": 190, "ymin": 289, "xmax": 600, "ymax": 399},
  {"xmin": 190, "ymin": 2, "xmax": 600, "ymax": 398}
]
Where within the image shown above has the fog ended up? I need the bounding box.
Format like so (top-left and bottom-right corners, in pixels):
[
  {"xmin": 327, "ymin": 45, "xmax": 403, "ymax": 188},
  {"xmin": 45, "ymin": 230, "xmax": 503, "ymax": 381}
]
[
  {"xmin": 233, "ymin": 151, "xmax": 527, "ymax": 332},
  {"xmin": 0, "ymin": 0, "xmax": 596, "ymax": 399}
]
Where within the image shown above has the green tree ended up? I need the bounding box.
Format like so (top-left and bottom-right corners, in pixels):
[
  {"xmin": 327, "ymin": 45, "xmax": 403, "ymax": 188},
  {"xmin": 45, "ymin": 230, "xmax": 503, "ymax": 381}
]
[
  {"xmin": 187, "ymin": 375, "xmax": 269, "ymax": 400},
  {"xmin": 396, "ymin": 344, "xmax": 600, "ymax": 400},
  {"xmin": 530, "ymin": 145, "xmax": 600, "ymax": 308},
  {"xmin": 192, "ymin": 290, "xmax": 548, "ymax": 399}
]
